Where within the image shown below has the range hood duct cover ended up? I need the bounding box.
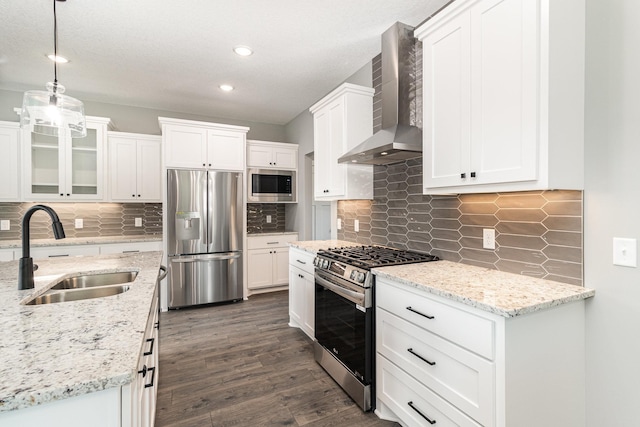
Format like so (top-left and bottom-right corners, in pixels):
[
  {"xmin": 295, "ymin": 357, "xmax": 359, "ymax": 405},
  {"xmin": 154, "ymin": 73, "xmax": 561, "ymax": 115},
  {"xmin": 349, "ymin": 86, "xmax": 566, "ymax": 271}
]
[{"xmin": 339, "ymin": 22, "xmax": 422, "ymax": 166}]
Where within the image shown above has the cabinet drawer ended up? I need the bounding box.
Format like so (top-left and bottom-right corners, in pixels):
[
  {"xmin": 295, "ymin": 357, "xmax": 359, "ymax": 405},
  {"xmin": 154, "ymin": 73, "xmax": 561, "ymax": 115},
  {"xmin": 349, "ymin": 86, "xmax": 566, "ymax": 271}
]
[
  {"xmin": 288, "ymin": 248, "xmax": 315, "ymax": 275},
  {"xmin": 377, "ymin": 279, "xmax": 495, "ymax": 359},
  {"xmin": 377, "ymin": 308, "xmax": 494, "ymax": 426},
  {"xmin": 247, "ymin": 234, "xmax": 298, "ymax": 249},
  {"xmin": 377, "ymin": 356, "xmax": 482, "ymax": 427}
]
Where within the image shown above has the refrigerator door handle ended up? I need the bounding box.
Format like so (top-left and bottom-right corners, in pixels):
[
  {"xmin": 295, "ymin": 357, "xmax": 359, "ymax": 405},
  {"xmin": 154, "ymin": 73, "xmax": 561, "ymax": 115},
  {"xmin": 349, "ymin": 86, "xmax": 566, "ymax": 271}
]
[{"xmin": 171, "ymin": 253, "xmax": 242, "ymax": 263}]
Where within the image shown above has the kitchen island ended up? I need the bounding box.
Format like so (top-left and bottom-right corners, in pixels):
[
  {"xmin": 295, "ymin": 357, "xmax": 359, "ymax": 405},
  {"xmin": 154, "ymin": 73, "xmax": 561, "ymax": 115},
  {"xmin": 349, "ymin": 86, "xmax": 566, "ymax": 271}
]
[{"xmin": 0, "ymin": 251, "xmax": 163, "ymax": 426}]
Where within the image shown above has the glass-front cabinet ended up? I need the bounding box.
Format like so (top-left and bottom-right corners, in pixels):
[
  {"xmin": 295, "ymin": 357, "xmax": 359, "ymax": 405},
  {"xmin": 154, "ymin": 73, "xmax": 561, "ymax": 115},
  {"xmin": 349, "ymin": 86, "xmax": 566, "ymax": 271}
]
[{"xmin": 23, "ymin": 116, "xmax": 111, "ymax": 201}]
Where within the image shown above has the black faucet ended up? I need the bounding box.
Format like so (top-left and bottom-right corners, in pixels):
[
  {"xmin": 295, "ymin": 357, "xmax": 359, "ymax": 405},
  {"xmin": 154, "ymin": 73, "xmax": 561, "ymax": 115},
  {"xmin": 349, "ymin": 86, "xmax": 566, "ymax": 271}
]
[{"xmin": 18, "ymin": 204, "xmax": 66, "ymax": 290}]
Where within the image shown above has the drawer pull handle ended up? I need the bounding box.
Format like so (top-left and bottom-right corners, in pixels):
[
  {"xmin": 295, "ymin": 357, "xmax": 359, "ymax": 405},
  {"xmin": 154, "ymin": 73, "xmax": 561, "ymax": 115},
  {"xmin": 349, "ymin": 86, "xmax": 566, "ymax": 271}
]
[
  {"xmin": 408, "ymin": 348, "xmax": 436, "ymax": 366},
  {"xmin": 143, "ymin": 337, "xmax": 155, "ymax": 356},
  {"xmin": 406, "ymin": 306, "xmax": 435, "ymax": 320},
  {"xmin": 408, "ymin": 401, "xmax": 436, "ymax": 424},
  {"xmin": 296, "ymin": 259, "xmax": 306, "ymax": 264}
]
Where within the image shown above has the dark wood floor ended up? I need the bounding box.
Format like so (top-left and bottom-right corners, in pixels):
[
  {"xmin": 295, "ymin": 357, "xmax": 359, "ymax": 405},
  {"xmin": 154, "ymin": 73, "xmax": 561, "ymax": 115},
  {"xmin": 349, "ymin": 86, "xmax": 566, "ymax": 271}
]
[{"xmin": 155, "ymin": 291, "xmax": 398, "ymax": 427}]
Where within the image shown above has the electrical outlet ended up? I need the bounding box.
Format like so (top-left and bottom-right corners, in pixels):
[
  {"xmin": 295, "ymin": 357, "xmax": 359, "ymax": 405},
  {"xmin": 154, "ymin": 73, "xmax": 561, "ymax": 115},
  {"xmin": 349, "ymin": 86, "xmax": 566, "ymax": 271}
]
[
  {"xmin": 75, "ymin": 218, "xmax": 83, "ymax": 229},
  {"xmin": 483, "ymin": 228, "xmax": 495, "ymax": 249},
  {"xmin": 266, "ymin": 215, "xmax": 272, "ymax": 223},
  {"xmin": 135, "ymin": 217, "xmax": 143, "ymax": 227},
  {"xmin": 0, "ymin": 220, "xmax": 9, "ymax": 231},
  {"xmin": 613, "ymin": 237, "xmax": 637, "ymax": 267},
  {"xmin": 337, "ymin": 218, "xmax": 342, "ymax": 230},
  {"xmin": 354, "ymin": 219, "xmax": 360, "ymax": 232}
]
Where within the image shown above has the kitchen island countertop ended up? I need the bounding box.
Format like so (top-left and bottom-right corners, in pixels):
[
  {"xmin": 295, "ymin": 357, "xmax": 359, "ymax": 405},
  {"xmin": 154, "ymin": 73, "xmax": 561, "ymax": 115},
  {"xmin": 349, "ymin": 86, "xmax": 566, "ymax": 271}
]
[
  {"xmin": 373, "ymin": 260, "xmax": 595, "ymax": 317},
  {"xmin": 0, "ymin": 251, "xmax": 163, "ymax": 413}
]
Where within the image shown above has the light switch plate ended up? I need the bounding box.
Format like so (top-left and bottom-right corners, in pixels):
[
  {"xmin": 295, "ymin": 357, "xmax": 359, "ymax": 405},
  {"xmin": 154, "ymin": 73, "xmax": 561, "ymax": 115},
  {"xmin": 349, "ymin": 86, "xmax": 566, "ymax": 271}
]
[
  {"xmin": 337, "ymin": 218, "xmax": 342, "ymax": 230},
  {"xmin": 483, "ymin": 228, "xmax": 496, "ymax": 249},
  {"xmin": 354, "ymin": 219, "xmax": 360, "ymax": 232},
  {"xmin": 0, "ymin": 220, "xmax": 9, "ymax": 231},
  {"xmin": 135, "ymin": 217, "xmax": 143, "ymax": 227},
  {"xmin": 613, "ymin": 237, "xmax": 637, "ymax": 267},
  {"xmin": 266, "ymin": 215, "xmax": 272, "ymax": 223},
  {"xmin": 75, "ymin": 218, "xmax": 83, "ymax": 229}
]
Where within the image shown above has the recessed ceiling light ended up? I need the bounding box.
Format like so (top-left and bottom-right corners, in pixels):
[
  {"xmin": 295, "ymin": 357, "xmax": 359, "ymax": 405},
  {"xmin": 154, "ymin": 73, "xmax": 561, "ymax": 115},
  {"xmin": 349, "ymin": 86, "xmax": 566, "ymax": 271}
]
[
  {"xmin": 219, "ymin": 84, "xmax": 234, "ymax": 92},
  {"xmin": 47, "ymin": 54, "xmax": 68, "ymax": 63},
  {"xmin": 233, "ymin": 45, "xmax": 253, "ymax": 57}
]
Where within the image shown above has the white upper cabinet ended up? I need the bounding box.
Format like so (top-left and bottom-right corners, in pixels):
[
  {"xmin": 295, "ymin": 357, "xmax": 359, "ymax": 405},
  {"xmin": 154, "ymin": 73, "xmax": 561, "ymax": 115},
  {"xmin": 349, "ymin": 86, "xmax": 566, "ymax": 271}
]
[
  {"xmin": 247, "ymin": 140, "xmax": 298, "ymax": 170},
  {"xmin": 309, "ymin": 83, "xmax": 375, "ymax": 201},
  {"xmin": 416, "ymin": 0, "xmax": 585, "ymax": 194},
  {"xmin": 108, "ymin": 132, "xmax": 162, "ymax": 202},
  {"xmin": 0, "ymin": 121, "xmax": 21, "ymax": 201},
  {"xmin": 22, "ymin": 116, "xmax": 111, "ymax": 201},
  {"xmin": 159, "ymin": 117, "xmax": 248, "ymax": 171}
]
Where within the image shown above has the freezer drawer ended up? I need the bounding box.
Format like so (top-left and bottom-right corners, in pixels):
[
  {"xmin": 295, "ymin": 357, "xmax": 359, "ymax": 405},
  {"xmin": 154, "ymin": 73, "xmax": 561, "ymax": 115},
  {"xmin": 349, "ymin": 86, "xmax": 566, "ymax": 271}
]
[{"xmin": 168, "ymin": 252, "xmax": 243, "ymax": 308}]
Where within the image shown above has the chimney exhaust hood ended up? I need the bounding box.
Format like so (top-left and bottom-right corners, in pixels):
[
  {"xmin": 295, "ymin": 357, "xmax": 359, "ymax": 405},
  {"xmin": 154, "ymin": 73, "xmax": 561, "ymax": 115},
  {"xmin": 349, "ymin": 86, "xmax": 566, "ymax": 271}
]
[{"xmin": 338, "ymin": 22, "xmax": 421, "ymax": 166}]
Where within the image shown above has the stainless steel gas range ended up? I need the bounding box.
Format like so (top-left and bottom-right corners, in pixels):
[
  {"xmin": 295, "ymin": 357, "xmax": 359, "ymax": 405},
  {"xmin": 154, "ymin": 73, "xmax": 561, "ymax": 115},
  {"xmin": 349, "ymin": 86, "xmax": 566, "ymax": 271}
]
[{"xmin": 313, "ymin": 245, "xmax": 438, "ymax": 411}]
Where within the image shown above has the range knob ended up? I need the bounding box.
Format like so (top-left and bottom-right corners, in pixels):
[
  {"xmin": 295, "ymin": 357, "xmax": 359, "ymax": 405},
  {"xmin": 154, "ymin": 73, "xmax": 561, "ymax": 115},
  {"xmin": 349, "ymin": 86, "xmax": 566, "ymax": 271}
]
[
  {"xmin": 322, "ymin": 259, "xmax": 330, "ymax": 269},
  {"xmin": 350, "ymin": 270, "xmax": 357, "ymax": 281},
  {"xmin": 356, "ymin": 272, "xmax": 366, "ymax": 283}
]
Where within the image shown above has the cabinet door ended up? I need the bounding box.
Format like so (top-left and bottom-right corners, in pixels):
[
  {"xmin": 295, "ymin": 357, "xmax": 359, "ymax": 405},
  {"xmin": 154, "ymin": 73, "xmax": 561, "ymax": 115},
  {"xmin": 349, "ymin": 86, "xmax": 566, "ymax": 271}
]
[
  {"xmin": 289, "ymin": 267, "xmax": 304, "ymax": 329},
  {"xmin": 67, "ymin": 125, "xmax": 103, "ymax": 199},
  {"xmin": 164, "ymin": 125, "xmax": 208, "ymax": 168},
  {"xmin": 137, "ymin": 139, "xmax": 162, "ymax": 201},
  {"xmin": 272, "ymin": 147, "xmax": 297, "ymax": 169},
  {"xmin": 109, "ymin": 137, "xmax": 137, "ymax": 201},
  {"xmin": 24, "ymin": 131, "xmax": 63, "ymax": 199},
  {"xmin": 247, "ymin": 249, "xmax": 275, "ymax": 289},
  {"xmin": 0, "ymin": 123, "xmax": 20, "ymax": 201},
  {"xmin": 247, "ymin": 144, "xmax": 274, "ymax": 168},
  {"xmin": 469, "ymin": 0, "xmax": 538, "ymax": 185},
  {"xmin": 422, "ymin": 11, "xmax": 472, "ymax": 189},
  {"xmin": 301, "ymin": 269, "xmax": 315, "ymax": 338},
  {"xmin": 313, "ymin": 103, "xmax": 345, "ymax": 199},
  {"xmin": 208, "ymin": 129, "xmax": 245, "ymax": 171},
  {"xmin": 272, "ymin": 248, "xmax": 290, "ymax": 286}
]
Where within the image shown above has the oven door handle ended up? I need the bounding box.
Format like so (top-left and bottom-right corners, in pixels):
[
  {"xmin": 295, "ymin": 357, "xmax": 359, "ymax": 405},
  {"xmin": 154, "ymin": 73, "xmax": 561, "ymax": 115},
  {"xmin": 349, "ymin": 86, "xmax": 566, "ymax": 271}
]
[{"xmin": 316, "ymin": 275, "xmax": 365, "ymax": 306}]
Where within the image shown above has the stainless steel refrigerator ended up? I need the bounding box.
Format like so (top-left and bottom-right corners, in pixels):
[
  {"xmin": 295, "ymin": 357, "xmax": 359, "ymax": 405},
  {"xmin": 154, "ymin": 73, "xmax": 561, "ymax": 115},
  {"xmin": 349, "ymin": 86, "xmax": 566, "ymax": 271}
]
[{"xmin": 167, "ymin": 169, "xmax": 243, "ymax": 308}]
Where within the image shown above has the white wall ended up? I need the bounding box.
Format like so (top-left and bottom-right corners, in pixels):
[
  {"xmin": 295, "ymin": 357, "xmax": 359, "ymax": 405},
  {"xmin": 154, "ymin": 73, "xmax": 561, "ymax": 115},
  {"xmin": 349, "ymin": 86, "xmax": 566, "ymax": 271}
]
[
  {"xmin": 584, "ymin": 0, "xmax": 640, "ymax": 425},
  {"xmin": 0, "ymin": 88, "xmax": 286, "ymax": 140}
]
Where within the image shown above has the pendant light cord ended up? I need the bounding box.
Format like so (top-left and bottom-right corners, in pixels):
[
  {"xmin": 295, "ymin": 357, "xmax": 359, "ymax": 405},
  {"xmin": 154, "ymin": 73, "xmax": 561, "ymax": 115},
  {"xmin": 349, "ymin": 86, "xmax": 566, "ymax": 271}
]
[{"xmin": 53, "ymin": 0, "xmax": 58, "ymax": 88}]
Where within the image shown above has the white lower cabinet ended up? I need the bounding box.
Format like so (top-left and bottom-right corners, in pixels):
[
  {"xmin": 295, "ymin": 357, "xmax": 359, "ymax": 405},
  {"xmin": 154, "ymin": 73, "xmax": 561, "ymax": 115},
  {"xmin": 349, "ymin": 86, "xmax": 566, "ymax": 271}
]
[
  {"xmin": 247, "ymin": 234, "xmax": 298, "ymax": 292},
  {"xmin": 375, "ymin": 277, "xmax": 587, "ymax": 427},
  {"xmin": 288, "ymin": 247, "xmax": 315, "ymax": 339}
]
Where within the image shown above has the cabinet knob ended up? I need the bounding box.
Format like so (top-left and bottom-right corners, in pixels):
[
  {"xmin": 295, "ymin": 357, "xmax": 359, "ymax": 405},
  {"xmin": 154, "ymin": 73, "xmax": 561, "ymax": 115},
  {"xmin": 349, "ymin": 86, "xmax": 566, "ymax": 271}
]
[
  {"xmin": 470, "ymin": 172, "xmax": 476, "ymax": 178},
  {"xmin": 132, "ymin": 194, "xmax": 136, "ymax": 197},
  {"xmin": 460, "ymin": 173, "xmax": 466, "ymax": 179},
  {"xmin": 137, "ymin": 194, "xmax": 141, "ymax": 197},
  {"xmin": 208, "ymin": 163, "xmax": 212, "ymax": 167},
  {"xmin": 66, "ymin": 193, "xmax": 70, "ymax": 197},
  {"xmin": 60, "ymin": 193, "xmax": 64, "ymax": 196},
  {"xmin": 203, "ymin": 163, "xmax": 206, "ymax": 167}
]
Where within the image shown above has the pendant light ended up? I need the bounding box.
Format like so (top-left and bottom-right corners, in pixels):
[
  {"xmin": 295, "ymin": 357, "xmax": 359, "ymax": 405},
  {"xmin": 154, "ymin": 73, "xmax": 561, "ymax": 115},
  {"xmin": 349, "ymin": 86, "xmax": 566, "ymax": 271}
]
[{"xmin": 20, "ymin": 0, "xmax": 86, "ymax": 138}]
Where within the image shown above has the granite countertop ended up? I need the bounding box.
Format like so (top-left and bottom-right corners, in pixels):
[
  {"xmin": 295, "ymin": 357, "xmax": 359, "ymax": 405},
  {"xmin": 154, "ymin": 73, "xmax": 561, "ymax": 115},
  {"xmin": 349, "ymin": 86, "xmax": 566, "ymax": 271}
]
[
  {"xmin": 373, "ymin": 260, "xmax": 595, "ymax": 318},
  {"xmin": 0, "ymin": 251, "xmax": 163, "ymax": 413},
  {"xmin": 247, "ymin": 231, "xmax": 299, "ymax": 237},
  {"xmin": 288, "ymin": 239, "xmax": 362, "ymax": 254},
  {"xmin": 0, "ymin": 235, "xmax": 162, "ymax": 250}
]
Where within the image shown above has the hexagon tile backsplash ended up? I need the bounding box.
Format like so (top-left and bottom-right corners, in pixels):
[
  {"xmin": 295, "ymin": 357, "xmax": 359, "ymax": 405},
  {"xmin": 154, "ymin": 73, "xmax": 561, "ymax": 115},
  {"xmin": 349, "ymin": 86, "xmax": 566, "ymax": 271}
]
[
  {"xmin": 0, "ymin": 202, "xmax": 162, "ymax": 241},
  {"xmin": 337, "ymin": 158, "xmax": 583, "ymax": 286}
]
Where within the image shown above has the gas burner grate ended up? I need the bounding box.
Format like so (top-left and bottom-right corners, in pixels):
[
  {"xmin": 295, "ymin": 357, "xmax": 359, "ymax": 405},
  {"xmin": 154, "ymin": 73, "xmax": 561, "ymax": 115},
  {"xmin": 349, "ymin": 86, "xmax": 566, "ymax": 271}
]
[{"xmin": 318, "ymin": 245, "xmax": 438, "ymax": 270}]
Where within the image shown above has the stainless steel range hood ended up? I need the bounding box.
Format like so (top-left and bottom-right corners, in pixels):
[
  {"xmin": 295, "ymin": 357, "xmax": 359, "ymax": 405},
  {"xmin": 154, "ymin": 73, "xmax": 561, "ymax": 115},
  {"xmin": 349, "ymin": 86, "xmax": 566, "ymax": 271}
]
[{"xmin": 338, "ymin": 22, "xmax": 421, "ymax": 166}]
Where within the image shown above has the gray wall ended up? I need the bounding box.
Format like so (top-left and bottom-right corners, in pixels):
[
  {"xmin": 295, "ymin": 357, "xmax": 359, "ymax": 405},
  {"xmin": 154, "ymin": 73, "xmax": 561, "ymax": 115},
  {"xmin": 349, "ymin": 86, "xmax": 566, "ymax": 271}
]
[
  {"xmin": 584, "ymin": 0, "xmax": 640, "ymax": 424},
  {"xmin": 0, "ymin": 88, "xmax": 286, "ymax": 140},
  {"xmin": 283, "ymin": 61, "xmax": 373, "ymax": 241}
]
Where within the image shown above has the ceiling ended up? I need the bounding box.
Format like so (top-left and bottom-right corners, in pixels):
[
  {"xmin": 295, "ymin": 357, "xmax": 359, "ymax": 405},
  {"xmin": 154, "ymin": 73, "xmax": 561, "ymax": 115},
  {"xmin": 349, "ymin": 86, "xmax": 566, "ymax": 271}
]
[{"xmin": 0, "ymin": 0, "xmax": 447, "ymax": 126}]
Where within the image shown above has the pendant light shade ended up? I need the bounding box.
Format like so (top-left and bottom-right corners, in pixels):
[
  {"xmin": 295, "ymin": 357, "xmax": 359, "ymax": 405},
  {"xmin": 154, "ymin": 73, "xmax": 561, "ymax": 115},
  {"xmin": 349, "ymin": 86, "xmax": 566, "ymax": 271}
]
[
  {"xmin": 21, "ymin": 82, "xmax": 86, "ymax": 138},
  {"xmin": 21, "ymin": 0, "xmax": 86, "ymax": 138}
]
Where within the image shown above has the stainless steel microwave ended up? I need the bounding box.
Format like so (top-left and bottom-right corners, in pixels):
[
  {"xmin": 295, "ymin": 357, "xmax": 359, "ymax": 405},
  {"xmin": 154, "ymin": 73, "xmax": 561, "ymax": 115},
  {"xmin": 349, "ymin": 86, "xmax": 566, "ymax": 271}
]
[{"xmin": 247, "ymin": 169, "xmax": 297, "ymax": 203}]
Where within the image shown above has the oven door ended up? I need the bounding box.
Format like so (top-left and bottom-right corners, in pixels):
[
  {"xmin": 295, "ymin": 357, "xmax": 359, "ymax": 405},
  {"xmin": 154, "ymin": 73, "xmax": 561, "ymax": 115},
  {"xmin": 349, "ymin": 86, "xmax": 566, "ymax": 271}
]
[{"xmin": 314, "ymin": 269, "xmax": 373, "ymax": 384}]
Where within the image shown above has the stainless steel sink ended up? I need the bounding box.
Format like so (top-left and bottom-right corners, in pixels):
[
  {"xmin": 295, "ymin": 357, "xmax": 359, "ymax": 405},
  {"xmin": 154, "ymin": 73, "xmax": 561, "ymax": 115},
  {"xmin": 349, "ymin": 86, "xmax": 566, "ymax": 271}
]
[
  {"xmin": 50, "ymin": 271, "xmax": 138, "ymax": 290},
  {"xmin": 25, "ymin": 284, "xmax": 131, "ymax": 305}
]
